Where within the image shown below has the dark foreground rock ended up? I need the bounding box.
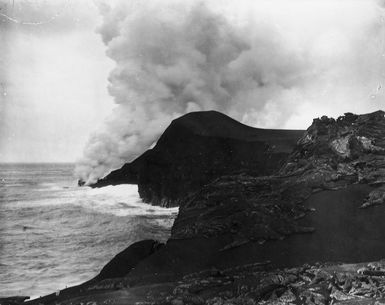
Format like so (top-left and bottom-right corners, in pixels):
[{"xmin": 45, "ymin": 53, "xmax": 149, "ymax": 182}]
[
  {"xmin": 0, "ymin": 297, "xmax": 29, "ymax": 305},
  {"xmin": 26, "ymin": 260, "xmax": 385, "ymax": 305},
  {"xmin": 90, "ymin": 240, "xmax": 164, "ymax": 282},
  {"xmin": 90, "ymin": 111, "xmax": 303, "ymax": 207},
  {"xmin": 23, "ymin": 110, "xmax": 385, "ymax": 305}
]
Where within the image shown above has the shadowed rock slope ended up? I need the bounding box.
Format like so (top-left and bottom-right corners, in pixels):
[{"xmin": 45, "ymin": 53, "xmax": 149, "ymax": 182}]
[
  {"xmin": 90, "ymin": 111, "xmax": 304, "ymax": 207},
  {"xmin": 26, "ymin": 110, "xmax": 385, "ymax": 305}
]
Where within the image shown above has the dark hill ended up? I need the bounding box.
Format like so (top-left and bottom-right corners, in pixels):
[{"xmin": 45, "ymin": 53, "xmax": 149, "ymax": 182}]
[
  {"xmin": 91, "ymin": 111, "xmax": 304, "ymax": 207},
  {"xmin": 158, "ymin": 111, "xmax": 297, "ymax": 142}
]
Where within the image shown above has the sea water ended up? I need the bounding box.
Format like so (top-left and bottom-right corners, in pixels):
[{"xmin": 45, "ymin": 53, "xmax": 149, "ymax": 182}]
[{"xmin": 0, "ymin": 163, "xmax": 178, "ymax": 298}]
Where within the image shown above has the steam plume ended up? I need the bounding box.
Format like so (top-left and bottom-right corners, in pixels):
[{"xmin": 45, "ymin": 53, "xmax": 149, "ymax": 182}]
[{"xmin": 76, "ymin": 0, "xmax": 385, "ymax": 184}]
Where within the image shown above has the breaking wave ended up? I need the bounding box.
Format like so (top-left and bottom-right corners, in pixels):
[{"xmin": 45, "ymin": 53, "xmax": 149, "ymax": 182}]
[{"xmin": 0, "ymin": 163, "xmax": 177, "ymax": 298}]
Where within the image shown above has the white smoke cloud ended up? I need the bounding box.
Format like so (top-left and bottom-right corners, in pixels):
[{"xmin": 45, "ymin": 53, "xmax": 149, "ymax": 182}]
[{"xmin": 75, "ymin": 0, "xmax": 385, "ymax": 184}]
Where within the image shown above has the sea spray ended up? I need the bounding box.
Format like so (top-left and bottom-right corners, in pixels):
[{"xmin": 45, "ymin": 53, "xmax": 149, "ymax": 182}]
[{"xmin": 0, "ymin": 163, "xmax": 176, "ymax": 298}]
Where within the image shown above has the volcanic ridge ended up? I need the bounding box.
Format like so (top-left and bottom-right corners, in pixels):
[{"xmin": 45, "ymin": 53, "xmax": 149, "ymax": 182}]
[{"xmin": 8, "ymin": 110, "xmax": 385, "ymax": 305}]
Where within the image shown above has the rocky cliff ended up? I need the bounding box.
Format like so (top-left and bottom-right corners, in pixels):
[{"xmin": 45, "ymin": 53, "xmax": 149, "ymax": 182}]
[
  {"xmin": 25, "ymin": 110, "xmax": 385, "ymax": 305},
  {"xmin": 90, "ymin": 111, "xmax": 304, "ymax": 207}
]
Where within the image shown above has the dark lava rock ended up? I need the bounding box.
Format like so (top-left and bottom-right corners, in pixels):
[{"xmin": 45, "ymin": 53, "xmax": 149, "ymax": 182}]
[
  {"xmin": 84, "ymin": 111, "xmax": 385, "ymax": 283},
  {"xmin": 90, "ymin": 111, "xmax": 304, "ymax": 207},
  {"xmin": 26, "ymin": 259, "xmax": 385, "ymax": 305},
  {"xmin": 170, "ymin": 111, "xmax": 385, "ymax": 243},
  {"xmin": 123, "ymin": 110, "xmax": 385, "ymax": 282},
  {"xmin": 27, "ymin": 110, "xmax": 385, "ymax": 305},
  {"xmin": 0, "ymin": 297, "xmax": 29, "ymax": 305},
  {"xmin": 280, "ymin": 110, "xmax": 385, "ymax": 206}
]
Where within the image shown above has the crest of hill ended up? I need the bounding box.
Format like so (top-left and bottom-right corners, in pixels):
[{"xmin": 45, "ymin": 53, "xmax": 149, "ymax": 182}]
[
  {"xmin": 157, "ymin": 110, "xmax": 302, "ymax": 151},
  {"xmin": 90, "ymin": 110, "xmax": 304, "ymax": 207}
]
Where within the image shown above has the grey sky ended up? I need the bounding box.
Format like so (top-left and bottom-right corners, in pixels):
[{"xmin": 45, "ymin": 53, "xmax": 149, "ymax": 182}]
[
  {"xmin": 0, "ymin": 0, "xmax": 114, "ymax": 162},
  {"xmin": 2, "ymin": 0, "xmax": 385, "ymax": 165}
]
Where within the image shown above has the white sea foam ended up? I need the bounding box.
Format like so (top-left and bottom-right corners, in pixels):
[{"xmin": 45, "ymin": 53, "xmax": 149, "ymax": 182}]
[
  {"xmin": 80, "ymin": 184, "xmax": 179, "ymax": 217},
  {"xmin": 8, "ymin": 183, "xmax": 178, "ymax": 217},
  {"xmin": 1, "ymin": 164, "xmax": 177, "ymax": 298}
]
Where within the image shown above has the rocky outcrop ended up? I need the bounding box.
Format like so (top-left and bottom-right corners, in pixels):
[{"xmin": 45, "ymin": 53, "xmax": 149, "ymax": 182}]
[
  {"xmin": 280, "ymin": 110, "xmax": 385, "ymax": 206},
  {"xmin": 153, "ymin": 260, "xmax": 385, "ymax": 305},
  {"xmin": 167, "ymin": 111, "xmax": 385, "ymax": 244},
  {"xmin": 27, "ymin": 259, "xmax": 385, "ymax": 305},
  {"xmin": 91, "ymin": 111, "xmax": 304, "ymax": 207}
]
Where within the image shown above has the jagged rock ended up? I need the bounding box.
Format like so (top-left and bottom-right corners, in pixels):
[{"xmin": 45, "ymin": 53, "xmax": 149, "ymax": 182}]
[
  {"xmin": 281, "ymin": 110, "xmax": 385, "ymax": 175},
  {"xmin": 361, "ymin": 187, "xmax": 385, "ymax": 208},
  {"xmin": 330, "ymin": 287, "xmax": 354, "ymax": 301},
  {"xmin": 331, "ymin": 135, "xmax": 351, "ymax": 158},
  {"xmin": 275, "ymin": 289, "xmax": 296, "ymax": 303}
]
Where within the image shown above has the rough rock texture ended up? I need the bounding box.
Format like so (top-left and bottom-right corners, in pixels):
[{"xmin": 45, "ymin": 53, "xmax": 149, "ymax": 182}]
[
  {"xmin": 25, "ymin": 110, "xmax": 385, "ymax": 305},
  {"xmin": 168, "ymin": 111, "xmax": 385, "ymax": 245},
  {"xmin": 280, "ymin": 110, "xmax": 385, "ymax": 207},
  {"xmin": 164, "ymin": 260, "xmax": 385, "ymax": 305},
  {"xmin": 171, "ymin": 174, "xmax": 314, "ymax": 242},
  {"xmin": 91, "ymin": 111, "xmax": 304, "ymax": 207},
  {"xmin": 27, "ymin": 260, "xmax": 385, "ymax": 305}
]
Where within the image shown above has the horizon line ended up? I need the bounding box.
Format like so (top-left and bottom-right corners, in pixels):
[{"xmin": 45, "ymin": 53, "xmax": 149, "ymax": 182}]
[{"xmin": 0, "ymin": 161, "xmax": 76, "ymax": 164}]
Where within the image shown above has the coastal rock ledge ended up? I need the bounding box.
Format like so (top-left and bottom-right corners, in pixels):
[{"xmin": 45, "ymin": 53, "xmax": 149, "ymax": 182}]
[{"xmin": 20, "ymin": 110, "xmax": 385, "ymax": 305}]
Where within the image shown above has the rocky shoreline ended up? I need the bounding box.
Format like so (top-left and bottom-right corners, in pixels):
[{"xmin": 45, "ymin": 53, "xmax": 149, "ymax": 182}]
[
  {"xmin": 14, "ymin": 259, "xmax": 385, "ymax": 305},
  {"xmin": 5, "ymin": 110, "xmax": 385, "ymax": 305}
]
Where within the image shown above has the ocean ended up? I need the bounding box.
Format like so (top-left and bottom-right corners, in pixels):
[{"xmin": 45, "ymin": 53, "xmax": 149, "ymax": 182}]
[{"xmin": 0, "ymin": 163, "xmax": 178, "ymax": 298}]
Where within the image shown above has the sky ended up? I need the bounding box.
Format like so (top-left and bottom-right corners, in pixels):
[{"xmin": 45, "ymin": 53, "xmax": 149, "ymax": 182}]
[
  {"xmin": 1, "ymin": 0, "xmax": 385, "ymax": 171},
  {"xmin": 0, "ymin": 0, "xmax": 114, "ymax": 162}
]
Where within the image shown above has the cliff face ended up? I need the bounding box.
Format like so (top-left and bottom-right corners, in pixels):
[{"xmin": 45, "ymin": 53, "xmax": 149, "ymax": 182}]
[
  {"xmin": 119, "ymin": 110, "xmax": 385, "ymax": 291},
  {"xmin": 29, "ymin": 110, "xmax": 385, "ymax": 305},
  {"xmin": 90, "ymin": 110, "xmax": 385, "ymax": 254},
  {"xmin": 91, "ymin": 111, "xmax": 304, "ymax": 207},
  {"xmin": 173, "ymin": 110, "xmax": 385, "ymax": 236}
]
